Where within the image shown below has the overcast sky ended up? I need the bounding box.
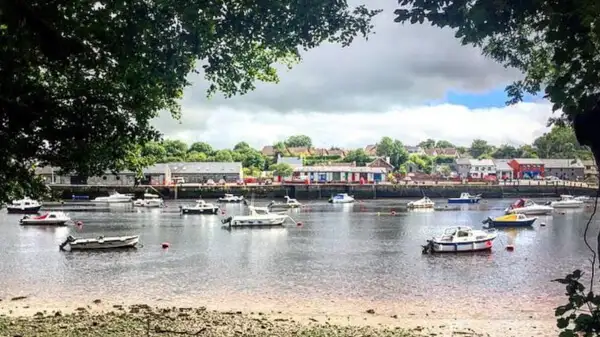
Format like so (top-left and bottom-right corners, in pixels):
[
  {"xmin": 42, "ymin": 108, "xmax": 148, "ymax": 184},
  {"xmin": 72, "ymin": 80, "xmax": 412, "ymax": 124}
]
[{"xmin": 152, "ymin": 1, "xmax": 555, "ymax": 149}]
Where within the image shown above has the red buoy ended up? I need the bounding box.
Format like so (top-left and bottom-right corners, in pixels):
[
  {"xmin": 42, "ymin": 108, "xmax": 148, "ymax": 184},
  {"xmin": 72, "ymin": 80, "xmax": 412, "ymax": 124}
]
[
  {"xmin": 162, "ymin": 242, "xmax": 170, "ymax": 249},
  {"xmin": 221, "ymin": 210, "xmax": 226, "ymax": 215},
  {"xmin": 76, "ymin": 221, "xmax": 83, "ymax": 227},
  {"xmin": 297, "ymin": 222, "xmax": 303, "ymax": 227},
  {"xmin": 391, "ymin": 209, "xmax": 396, "ymax": 216}
]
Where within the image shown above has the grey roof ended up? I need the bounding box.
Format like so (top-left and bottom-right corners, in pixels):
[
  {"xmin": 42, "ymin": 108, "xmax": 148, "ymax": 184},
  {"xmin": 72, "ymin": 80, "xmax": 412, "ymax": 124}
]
[
  {"xmin": 513, "ymin": 158, "xmax": 543, "ymax": 165},
  {"xmin": 454, "ymin": 158, "xmax": 471, "ymax": 165},
  {"xmin": 168, "ymin": 162, "xmax": 242, "ymax": 174},
  {"xmin": 493, "ymin": 159, "xmax": 512, "ymax": 171},
  {"xmin": 540, "ymin": 159, "xmax": 584, "ymax": 168},
  {"xmin": 294, "ymin": 166, "xmax": 387, "ymax": 173},
  {"xmin": 277, "ymin": 156, "xmax": 303, "ymax": 167},
  {"xmin": 143, "ymin": 163, "xmax": 171, "ymax": 174}
]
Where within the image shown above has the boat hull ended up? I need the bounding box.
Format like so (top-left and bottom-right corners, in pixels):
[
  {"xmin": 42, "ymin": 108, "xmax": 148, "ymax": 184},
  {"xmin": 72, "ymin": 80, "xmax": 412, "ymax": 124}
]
[
  {"xmin": 430, "ymin": 238, "xmax": 495, "ymax": 253},
  {"xmin": 218, "ymin": 199, "xmax": 243, "ymax": 203},
  {"xmin": 487, "ymin": 219, "xmax": 536, "ymax": 227},
  {"xmin": 229, "ymin": 217, "xmax": 287, "ymax": 227},
  {"xmin": 551, "ymin": 202, "xmax": 583, "ymax": 209},
  {"xmin": 448, "ymin": 198, "xmax": 480, "ymax": 204},
  {"xmin": 7, "ymin": 206, "xmax": 42, "ymax": 214},
  {"xmin": 506, "ymin": 208, "xmax": 553, "ymax": 215},
  {"xmin": 181, "ymin": 207, "xmax": 219, "ymax": 214},
  {"xmin": 407, "ymin": 204, "xmax": 434, "ymax": 209},
  {"xmin": 65, "ymin": 236, "xmax": 139, "ymax": 250},
  {"xmin": 328, "ymin": 200, "xmax": 354, "ymax": 204},
  {"xmin": 20, "ymin": 219, "xmax": 68, "ymax": 226}
]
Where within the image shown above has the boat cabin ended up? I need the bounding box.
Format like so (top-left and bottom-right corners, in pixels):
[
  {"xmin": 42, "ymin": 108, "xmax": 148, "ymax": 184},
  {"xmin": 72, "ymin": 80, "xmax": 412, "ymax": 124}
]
[
  {"xmin": 248, "ymin": 206, "xmax": 271, "ymax": 215},
  {"xmin": 510, "ymin": 199, "xmax": 535, "ymax": 209},
  {"xmin": 439, "ymin": 227, "xmax": 487, "ymax": 242}
]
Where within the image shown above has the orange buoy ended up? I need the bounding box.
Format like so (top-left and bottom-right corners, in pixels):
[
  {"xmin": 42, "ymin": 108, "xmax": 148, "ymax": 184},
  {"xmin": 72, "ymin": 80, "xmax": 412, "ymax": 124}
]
[{"xmin": 161, "ymin": 242, "xmax": 170, "ymax": 249}]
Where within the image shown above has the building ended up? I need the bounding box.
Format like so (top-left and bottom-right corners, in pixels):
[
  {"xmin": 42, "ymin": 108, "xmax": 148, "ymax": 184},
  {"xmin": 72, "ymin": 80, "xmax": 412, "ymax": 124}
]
[
  {"xmin": 583, "ymin": 160, "xmax": 598, "ymax": 181},
  {"xmin": 327, "ymin": 148, "xmax": 347, "ymax": 158},
  {"xmin": 468, "ymin": 159, "xmax": 496, "ymax": 179},
  {"xmin": 292, "ymin": 166, "xmax": 388, "ymax": 183},
  {"xmin": 364, "ymin": 144, "xmax": 378, "ymax": 157},
  {"xmin": 140, "ymin": 163, "xmax": 171, "ymax": 185},
  {"xmin": 540, "ymin": 159, "xmax": 584, "ymax": 181},
  {"xmin": 87, "ymin": 171, "xmax": 136, "ymax": 186},
  {"xmin": 405, "ymin": 162, "xmax": 420, "ymax": 173},
  {"xmin": 168, "ymin": 162, "xmax": 243, "ymax": 183},
  {"xmin": 493, "ymin": 159, "xmax": 514, "ymax": 180},
  {"xmin": 454, "ymin": 158, "xmax": 471, "ymax": 178},
  {"xmin": 367, "ymin": 157, "xmax": 394, "ymax": 171},
  {"xmin": 276, "ymin": 155, "xmax": 303, "ymax": 168},
  {"xmin": 404, "ymin": 146, "xmax": 425, "ymax": 155},
  {"xmin": 424, "ymin": 148, "xmax": 459, "ymax": 158},
  {"xmin": 35, "ymin": 166, "xmax": 71, "ymax": 185},
  {"xmin": 36, "ymin": 164, "xmax": 172, "ymax": 186},
  {"xmin": 261, "ymin": 146, "xmax": 275, "ymax": 156},
  {"xmin": 508, "ymin": 158, "xmax": 545, "ymax": 179}
]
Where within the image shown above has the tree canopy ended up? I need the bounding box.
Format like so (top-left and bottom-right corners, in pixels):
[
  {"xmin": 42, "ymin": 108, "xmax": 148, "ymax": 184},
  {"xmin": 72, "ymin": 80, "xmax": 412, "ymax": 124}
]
[
  {"xmin": 394, "ymin": 0, "xmax": 600, "ymax": 160},
  {"xmin": 284, "ymin": 135, "xmax": 313, "ymax": 148},
  {"xmin": 0, "ymin": 1, "xmax": 380, "ymax": 203}
]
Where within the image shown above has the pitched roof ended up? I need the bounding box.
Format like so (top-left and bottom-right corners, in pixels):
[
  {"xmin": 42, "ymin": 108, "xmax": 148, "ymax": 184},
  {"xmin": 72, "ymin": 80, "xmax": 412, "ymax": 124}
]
[
  {"xmin": 513, "ymin": 158, "xmax": 544, "ymax": 165},
  {"xmin": 540, "ymin": 159, "xmax": 584, "ymax": 168},
  {"xmin": 454, "ymin": 158, "xmax": 471, "ymax": 165},
  {"xmin": 469, "ymin": 159, "xmax": 495, "ymax": 166},
  {"xmin": 367, "ymin": 157, "xmax": 394, "ymax": 169},
  {"xmin": 261, "ymin": 146, "xmax": 275, "ymax": 156},
  {"xmin": 287, "ymin": 147, "xmax": 311, "ymax": 155},
  {"xmin": 493, "ymin": 159, "xmax": 512, "ymax": 171}
]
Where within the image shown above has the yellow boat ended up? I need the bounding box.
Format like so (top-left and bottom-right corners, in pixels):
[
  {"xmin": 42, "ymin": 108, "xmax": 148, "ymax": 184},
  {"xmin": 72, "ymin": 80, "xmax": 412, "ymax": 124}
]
[{"xmin": 482, "ymin": 213, "xmax": 537, "ymax": 227}]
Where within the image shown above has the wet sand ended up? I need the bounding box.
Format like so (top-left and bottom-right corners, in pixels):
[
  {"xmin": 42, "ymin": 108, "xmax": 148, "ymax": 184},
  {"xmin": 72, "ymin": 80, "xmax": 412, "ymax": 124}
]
[{"xmin": 0, "ymin": 294, "xmax": 558, "ymax": 336}]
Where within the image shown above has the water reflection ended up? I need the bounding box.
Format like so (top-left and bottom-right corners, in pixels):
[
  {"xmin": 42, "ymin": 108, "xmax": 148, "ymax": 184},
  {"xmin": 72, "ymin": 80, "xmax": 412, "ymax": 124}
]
[{"xmin": 0, "ymin": 198, "xmax": 596, "ymax": 304}]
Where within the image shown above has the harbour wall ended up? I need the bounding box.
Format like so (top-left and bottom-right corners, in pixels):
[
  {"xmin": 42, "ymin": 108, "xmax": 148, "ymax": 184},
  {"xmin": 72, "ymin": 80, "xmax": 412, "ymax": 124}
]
[{"xmin": 48, "ymin": 184, "xmax": 596, "ymax": 200}]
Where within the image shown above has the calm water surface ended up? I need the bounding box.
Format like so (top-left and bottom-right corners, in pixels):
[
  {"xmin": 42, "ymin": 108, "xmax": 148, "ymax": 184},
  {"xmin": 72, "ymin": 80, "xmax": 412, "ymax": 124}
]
[{"xmin": 0, "ymin": 198, "xmax": 596, "ymax": 305}]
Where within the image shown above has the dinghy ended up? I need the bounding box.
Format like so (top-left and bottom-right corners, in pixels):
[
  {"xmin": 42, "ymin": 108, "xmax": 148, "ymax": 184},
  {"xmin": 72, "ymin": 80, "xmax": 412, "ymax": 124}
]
[
  {"xmin": 20, "ymin": 212, "xmax": 71, "ymax": 226},
  {"xmin": 59, "ymin": 235, "xmax": 139, "ymax": 251},
  {"xmin": 422, "ymin": 226, "xmax": 497, "ymax": 253},
  {"xmin": 180, "ymin": 200, "xmax": 219, "ymax": 214}
]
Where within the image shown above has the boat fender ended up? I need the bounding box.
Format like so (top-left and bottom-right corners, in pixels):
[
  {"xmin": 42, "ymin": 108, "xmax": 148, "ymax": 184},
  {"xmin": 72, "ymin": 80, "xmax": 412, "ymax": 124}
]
[{"xmin": 161, "ymin": 242, "xmax": 170, "ymax": 249}]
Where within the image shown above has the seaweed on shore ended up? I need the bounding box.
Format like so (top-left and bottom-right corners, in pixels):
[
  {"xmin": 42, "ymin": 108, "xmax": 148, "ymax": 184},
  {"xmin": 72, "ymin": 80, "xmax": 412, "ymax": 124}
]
[{"xmin": 0, "ymin": 305, "xmax": 418, "ymax": 337}]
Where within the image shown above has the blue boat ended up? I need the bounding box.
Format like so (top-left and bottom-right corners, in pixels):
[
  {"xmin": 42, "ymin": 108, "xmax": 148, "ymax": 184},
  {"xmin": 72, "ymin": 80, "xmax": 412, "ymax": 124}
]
[
  {"xmin": 447, "ymin": 192, "xmax": 482, "ymax": 204},
  {"xmin": 482, "ymin": 214, "xmax": 537, "ymax": 228}
]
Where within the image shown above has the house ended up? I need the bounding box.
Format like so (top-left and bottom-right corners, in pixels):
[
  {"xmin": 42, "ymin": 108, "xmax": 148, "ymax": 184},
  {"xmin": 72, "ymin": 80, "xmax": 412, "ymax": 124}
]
[
  {"xmin": 454, "ymin": 158, "xmax": 471, "ymax": 178},
  {"xmin": 327, "ymin": 148, "xmax": 347, "ymax": 158},
  {"xmin": 468, "ymin": 159, "xmax": 496, "ymax": 179},
  {"xmin": 367, "ymin": 157, "xmax": 394, "ymax": 171},
  {"xmin": 277, "ymin": 155, "xmax": 303, "ymax": 168},
  {"xmin": 261, "ymin": 146, "xmax": 275, "ymax": 156},
  {"xmin": 583, "ymin": 160, "xmax": 598, "ymax": 180},
  {"xmin": 292, "ymin": 166, "xmax": 388, "ymax": 183},
  {"xmin": 311, "ymin": 148, "xmax": 329, "ymax": 156},
  {"xmin": 140, "ymin": 163, "xmax": 172, "ymax": 185},
  {"xmin": 87, "ymin": 170, "xmax": 137, "ymax": 186},
  {"xmin": 286, "ymin": 147, "xmax": 311, "ymax": 157},
  {"xmin": 364, "ymin": 144, "xmax": 378, "ymax": 157},
  {"xmin": 508, "ymin": 158, "xmax": 545, "ymax": 179},
  {"xmin": 424, "ymin": 148, "xmax": 458, "ymax": 158},
  {"xmin": 404, "ymin": 146, "xmax": 425, "ymax": 155},
  {"xmin": 493, "ymin": 159, "xmax": 514, "ymax": 180},
  {"xmin": 540, "ymin": 159, "xmax": 584, "ymax": 181},
  {"xmin": 168, "ymin": 162, "xmax": 243, "ymax": 183}
]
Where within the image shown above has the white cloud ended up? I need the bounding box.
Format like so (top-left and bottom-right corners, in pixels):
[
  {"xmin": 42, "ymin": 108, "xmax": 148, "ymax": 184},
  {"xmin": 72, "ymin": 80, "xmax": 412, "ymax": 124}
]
[{"xmin": 155, "ymin": 101, "xmax": 554, "ymax": 149}]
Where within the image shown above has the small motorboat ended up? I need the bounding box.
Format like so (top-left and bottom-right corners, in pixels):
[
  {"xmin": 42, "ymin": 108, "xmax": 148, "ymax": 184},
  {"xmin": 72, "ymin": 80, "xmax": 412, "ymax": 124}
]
[
  {"xmin": 482, "ymin": 213, "xmax": 537, "ymax": 228},
  {"xmin": 448, "ymin": 192, "xmax": 482, "ymax": 204},
  {"xmin": 180, "ymin": 200, "xmax": 219, "ymax": 214},
  {"xmin": 549, "ymin": 195, "xmax": 584, "ymax": 209},
  {"xmin": 218, "ymin": 194, "xmax": 244, "ymax": 203},
  {"xmin": 407, "ymin": 196, "xmax": 435, "ymax": 209},
  {"xmin": 93, "ymin": 191, "xmax": 133, "ymax": 204},
  {"xmin": 20, "ymin": 212, "xmax": 72, "ymax": 226},
  {"xmin": 221, "ymin": 206, "xmax": 289, "ymax": 227},
  {"xmin": 59, "ymin": 235, "xmax": 139, "ymax": 251},
  {"xmin": 422, "ymin": 226, "xmax": 498, "ymax": 253},
  {"xmin": 328, "ymin": 193, "xmax": 355, "ymax": 204},
  {"xmin": 143, "ymin": 199, "xmax": 164, "ymax": 208},
  {"xmin": 505, "ymin": 199, "xmax": 553, "ymax": 215},
  {"xmin": 6, "ymin": 197, "xmax": 42, "ymax": 214},
  {"xmin": 574, "ymin": 195, "xmax": 592, "ymax": 203},
  {"xmin": 268, "ymin": 196, "xmax": 302, "ymax": 210}
]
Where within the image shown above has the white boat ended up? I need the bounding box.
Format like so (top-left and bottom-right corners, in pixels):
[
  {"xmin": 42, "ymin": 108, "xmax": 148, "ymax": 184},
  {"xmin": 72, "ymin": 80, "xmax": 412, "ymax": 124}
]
[
  {"xmin": 93, "ymin": 192, "xmax": 133, "ymax": 204},
  {"xmin": 180, "ymin": 200, "xmax": 220, "ymax": 214},
  {"xmin": 6, "ymin": 197, "xmax": 42, "ymax": 214},
  {"xmin": 550, "ymin": 195, "xmax": 584, "ymax": 209},
  {"xmin": 447, "ymin": 192, "xmax": 482, "ymax": 204},
  {"xmin": 143, "ymin": 199, "xmax": 164, "ymax": 208},
  {"xmin": 20, "ymin": 211, "xmax": 71, "ymax": 226},
  {"xmin": 328, "ymin": 193, "xmax": 355, "ymax": 204},
  {"xmin": 407, "ymin": 196, "xmax": 435, "ymax": 209},
  {"xmin": 59, "ymin": 235, "xmax": 139, "ymax": 251},
  {"xmin": 218, "ymin": 194, "xmax": 244, "ymax": 203},
  {"xmin": 505, "ymin": 198, "xmax": 554, "ymax": 215},
  {"xmin": 574, "ymin": 195, "xmax": 592, "ymax": 203},
  {"xmin": 221, "ymin": 206, "xmax": 289, "ymax": 227},
  {"xmin": 268, "ymin": 196, "xmax": 302, "ymax": 210},
  {"xmin": 422, "ymin": 226, "xmax": 498, "ymax": 253}
]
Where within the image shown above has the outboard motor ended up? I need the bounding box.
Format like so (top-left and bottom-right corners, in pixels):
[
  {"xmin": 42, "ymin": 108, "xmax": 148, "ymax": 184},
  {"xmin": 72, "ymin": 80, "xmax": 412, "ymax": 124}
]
[
  {"xmin": 221, "ymin": 216, "xmax": 233, "ymax": 225},
  {"xmin": 421, "ymin": 240, "xmax": 434, "ymax": 254},
  {"xmin": 481, "ymin": 217, "xmax": 492, "ymax": 224},
  {"xmin": 59, "ymin": 235, "xmax": 76, "ymax": 251}
]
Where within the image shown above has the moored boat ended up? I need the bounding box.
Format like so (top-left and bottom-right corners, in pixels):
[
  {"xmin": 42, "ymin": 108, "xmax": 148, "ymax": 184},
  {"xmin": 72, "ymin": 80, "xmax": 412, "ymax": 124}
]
[
  {"xmin": 59, "ymin": 235, "xmax": 139, "ymax": 251},
  {"xmin": 268, "ymin": 196, "xmax": 302, "ymax": 210},
  {"xmin": 221, "ymin": 206, "xmax": 289, "ymax": 227},
  {"xmin": 218, "ymin": 194, "xmax": 244, "ymax": 203},
  {"xmin": 448, "ymin": 192, "xmax": 481, "ymax": 204},
  {"xmin": 20, "ymin": 211, "xmax": 72, "ymax": 226},
  {"xmin": 549, "ymin": 195, "xmax": 584, "ymax": 209},
  {"xmin": 407, "ymin": 196, "xmax": 435, "ymax": 209},
  {"xmin": 328, "ymin": 193, "xmax": 355, "ymax": 204},
  {"xmin": 422, "ymin": 226, "xmax": 497, "ymax": 253},
  {"xmin": 505, "ymin": 199, "xmax": 553, "ymax": 215},
  {"xmin": 6, "ymin": 197, "xmax": 42, "ymax": 214},
  {"xmin": 93, "ymin": 192, "xmax": 133, "ymax": 204},
  {"xmin": 482, "ymin": 213, "xmax": 537, "ymax": 228},
  {"xmin": 180, "ymin": 200, "xmax": 219, "ymax": 214}
]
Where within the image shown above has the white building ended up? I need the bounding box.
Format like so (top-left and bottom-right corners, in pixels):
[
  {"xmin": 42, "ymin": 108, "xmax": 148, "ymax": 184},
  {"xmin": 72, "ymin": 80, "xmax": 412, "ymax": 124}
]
[
  {"xmin": 292, "ymin": 166, "xmax": 388, "ymax": 183},
  {"xmin": 468, "ymin": 159, "xmax": 496, "ymax": 178}
]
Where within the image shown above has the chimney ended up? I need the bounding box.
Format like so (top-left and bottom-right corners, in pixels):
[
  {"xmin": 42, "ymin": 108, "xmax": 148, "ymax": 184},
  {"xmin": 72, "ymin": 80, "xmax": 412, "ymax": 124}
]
[{"xmin": 385, "ymin": 156, "xmax": 391, "ymax": 164}]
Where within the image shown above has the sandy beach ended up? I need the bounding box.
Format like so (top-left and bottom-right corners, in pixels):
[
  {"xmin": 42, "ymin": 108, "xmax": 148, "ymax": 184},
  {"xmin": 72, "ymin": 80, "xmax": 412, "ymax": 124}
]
[{"xmin": 0, "ymin": 294, "xmax": 558, "ymax": 336}]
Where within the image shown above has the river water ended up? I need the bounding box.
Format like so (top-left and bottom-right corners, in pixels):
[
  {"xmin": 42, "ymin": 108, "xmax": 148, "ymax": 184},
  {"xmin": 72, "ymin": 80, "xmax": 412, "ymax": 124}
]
[{"xmin": 0, "ymin": 198, "xmax": 596, "ymax": 316}]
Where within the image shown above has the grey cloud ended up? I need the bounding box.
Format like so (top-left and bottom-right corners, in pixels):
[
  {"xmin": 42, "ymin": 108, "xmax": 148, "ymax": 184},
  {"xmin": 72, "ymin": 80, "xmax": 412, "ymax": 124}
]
[{"xmin": 177, "ymin": 2, "xmax": 521, "ymax": 114}]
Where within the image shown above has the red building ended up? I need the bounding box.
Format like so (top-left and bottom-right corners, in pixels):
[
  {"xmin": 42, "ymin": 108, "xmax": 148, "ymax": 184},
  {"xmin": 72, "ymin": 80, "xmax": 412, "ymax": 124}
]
[{"xmin": 508, "ymin": 158, "xmax": 545, "ymax": 179}]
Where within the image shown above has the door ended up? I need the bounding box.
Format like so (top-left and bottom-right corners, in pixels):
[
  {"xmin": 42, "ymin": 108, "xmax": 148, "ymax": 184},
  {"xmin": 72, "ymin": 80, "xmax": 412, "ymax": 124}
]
[
  {"xmin": 332, "ymin": 172, "xmax": 341, "ymax": 181},
  {"xmin": 374, "ymin": 173, "xmax": 382, "ymax": 182}
]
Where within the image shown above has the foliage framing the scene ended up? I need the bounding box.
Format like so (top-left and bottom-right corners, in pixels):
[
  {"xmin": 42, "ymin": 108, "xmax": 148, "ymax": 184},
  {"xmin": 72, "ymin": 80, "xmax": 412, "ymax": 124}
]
[{"xmin": 0, "ymin": 0, "xmax": 381, "ymax": 203}]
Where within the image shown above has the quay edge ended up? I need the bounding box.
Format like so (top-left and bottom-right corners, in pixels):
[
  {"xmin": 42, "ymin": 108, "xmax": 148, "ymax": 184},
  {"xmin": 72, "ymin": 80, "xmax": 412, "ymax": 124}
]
[{"xmin": 47, "ymin": 184, "xmax": 597, "ymax": 201}]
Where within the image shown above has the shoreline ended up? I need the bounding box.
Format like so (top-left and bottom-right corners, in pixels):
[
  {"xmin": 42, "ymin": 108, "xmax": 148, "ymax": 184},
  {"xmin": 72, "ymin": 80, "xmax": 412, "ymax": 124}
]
[{"xmin": 0, "ymin": 295, "xmax": 559, "ymax": 336}]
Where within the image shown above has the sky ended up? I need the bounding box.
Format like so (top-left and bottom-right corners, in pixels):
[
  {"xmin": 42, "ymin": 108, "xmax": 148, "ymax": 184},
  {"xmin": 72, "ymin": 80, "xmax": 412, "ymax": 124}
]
[{"xmin": 152, "ymin": 1, "xmax": 558, "ymax": 150}]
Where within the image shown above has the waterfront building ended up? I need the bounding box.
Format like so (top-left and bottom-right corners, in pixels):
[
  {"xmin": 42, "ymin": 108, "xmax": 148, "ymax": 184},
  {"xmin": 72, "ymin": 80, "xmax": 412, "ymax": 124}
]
[
  {"xmin": 540, "ymin": 159, "xmax": 584, "ymax": 181},
  {"xmin": 168, "ymin": 162, "xmax": 243, "ymax": 183},
  {"xmin": 454, "ymin": 158, "xmax": 471, "ymax": 178},
  {"xmin": 508, "ymin": 158, "xmax": 545, "ymax": 179},
  {"xmin": 367, "ymin": 157, "xmax": 394, "ymax": 171},
  {"xmin": 292, "ymin": 166, "xmax": 388, "ymax": 183},
  {"xmin": 493, "ymin": 159, "xmax": 514, "ymax": 180},
  {"xmin": 468, "ymin": 159, "xmax": 496, "ymax": 179},
  {"xmin": 276, "ymin": 155, "xmax": 303, "ymax": 168}
]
